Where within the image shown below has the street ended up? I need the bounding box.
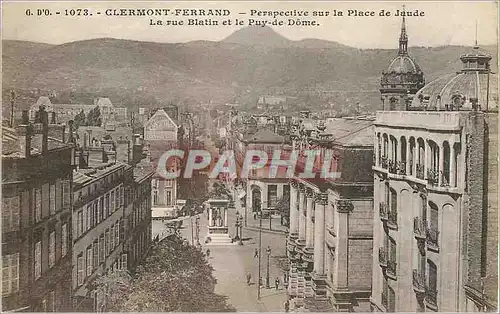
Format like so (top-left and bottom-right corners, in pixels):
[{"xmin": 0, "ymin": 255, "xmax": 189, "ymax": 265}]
[{"xmin": 152, "ymin": 206, "xmax": 288, "ymax": 312}]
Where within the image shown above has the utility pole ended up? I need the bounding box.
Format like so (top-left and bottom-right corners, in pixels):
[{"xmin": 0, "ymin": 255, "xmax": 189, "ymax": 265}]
[
  {"xmin": 191, "ymin": 217, "xmax": 194, "ymax": 245},
  {"xmin": 10, "ymin": 89, "xmax": 15, "ymax": 128},
  {"xmin": 257, "ymin": 215, "xmax": 262, "ymax": 300}
]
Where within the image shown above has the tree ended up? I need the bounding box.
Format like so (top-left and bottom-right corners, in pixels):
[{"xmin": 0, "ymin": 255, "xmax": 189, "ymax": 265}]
[
  {"xmin": 74, "ymin": 109, "xmax": 86, "ymax": 129},
  {"xmin": 86, "ymin": 106, "xmax": 102, "ymax": 126},
  {"xmin": 276, "ymin": 193, "xmax": 290, "ymax": 226},
  {"xmin": 97, "ymin": 235, "xmax": 236, "ymax": 312}
]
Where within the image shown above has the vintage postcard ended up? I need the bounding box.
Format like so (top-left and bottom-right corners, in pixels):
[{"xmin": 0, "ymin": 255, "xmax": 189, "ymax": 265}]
[{"xmin": 1, "ymin": 0, "xmax": 498, "ymax": 312}]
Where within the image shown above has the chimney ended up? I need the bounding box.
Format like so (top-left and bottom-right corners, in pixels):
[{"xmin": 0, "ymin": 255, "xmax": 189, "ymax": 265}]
[
  {"xmin": 22, "ymin": 110, "xmax": 29, "ymax": 125},
  {"xmin": 74, "ymin": 149, "xmax": 81, "ymax": 170},
  {"xmin": 40, "ymin": 106, "xmax": 49, "ymax": 154},
  {"xmin": 68, "ymin": 120, "xmax": 75, "ymax": 144},
  {"xmin": 83, "ymin": 132, "xmax": 89, "ymax": 149},
  {"xmin": 80, "ymin": 149, "xmax": 89, "ymax": 169}
]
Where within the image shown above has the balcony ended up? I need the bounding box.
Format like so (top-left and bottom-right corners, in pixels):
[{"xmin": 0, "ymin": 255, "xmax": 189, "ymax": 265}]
[
  {"xmin": 387, "ymin": 209, "xmax": 398, "ymax": 229},
  {"xmin": 397, "ymin": 161, "xmax": 406, "ymax": 175},
  {"xmin": 379, "ymin": 202, "xmax": 388, "ymax": 221},
  {"xmin": 425, "ymin": 287, "xmax": 438, "ymax": 310},
  {"xmin": 426, "ymin": 227, "xmax": 440, "ymax": 251},
  {"xmin": 380, "ymin": 156, "xmax": 388, "ymax": 169},
  {"xmin": 416, "ymin": 164, "xmax": 425, "ymax": 180},
  {"xmin": 378, "ymin": 247, "xmax": 388, "ymax": 267},
  {"xmin": 412, "ymin": 269, "xmax": 425, "ymax": 294},
  {"xmin": 413, "ymin": 217, "xmax": 426, "ymax": 240},
  {"xmin": 388, "ymin": 159, "xmax": 397, "ymax": 174},
  {"xmin": 427, "ymin": 169, "xmax": 439, "ymax": 186},
  {"xmin": 387, "ymin": 260, "xmax": 397, "ymax": 279}
]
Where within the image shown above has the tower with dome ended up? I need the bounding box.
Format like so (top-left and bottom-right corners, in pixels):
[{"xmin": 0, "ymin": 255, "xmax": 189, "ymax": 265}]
[{"xmin": 380, "ymin": 13, "xmax": 425, "ymax": 111}]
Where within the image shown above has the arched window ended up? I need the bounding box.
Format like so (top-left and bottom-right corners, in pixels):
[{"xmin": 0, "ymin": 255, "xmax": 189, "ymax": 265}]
[
  {"xmin": 443, "ymin": 141, "xmax": 450, "ymax": 186},
  {"xmin": 427, "ymin": 260, "xmax": 438, "ymax": 306},
  {"xmin": 428, "ymin": 202, "xmax": 439, "ymax": 250},
  {"xmin": 400, "ymin": 137, "xmax": 407, "ymax": 175}
]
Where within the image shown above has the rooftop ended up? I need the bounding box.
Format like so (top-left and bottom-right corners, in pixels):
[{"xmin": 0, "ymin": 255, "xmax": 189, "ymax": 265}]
[{"xmin": 323, "ymin": 118, "xmax": 374, "ymax": 147}]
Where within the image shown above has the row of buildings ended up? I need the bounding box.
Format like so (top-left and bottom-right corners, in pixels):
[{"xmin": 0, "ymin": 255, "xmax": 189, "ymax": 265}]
[
  {"xmin": 283, "ymin": 16, "xmax": 498, "ymax": 313},
  {"xmin": 2, "ymin": 106, "xmax": 154, "ymax": 312},
  {"xmin": 222, "ymin": 15, "xmax": 497, "ymax": 312}
]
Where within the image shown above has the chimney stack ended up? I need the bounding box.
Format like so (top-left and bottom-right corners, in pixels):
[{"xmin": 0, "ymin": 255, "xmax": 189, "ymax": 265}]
[
  {"xmin": 22, "ymin": 110, "xmax": 29, "ymax": 125},
  {"xmin": 68, "ymin": 120, "xmax": 75, "ymax": 144},
  {"xmin": 40, "ymin": 106, "xmax": 49, "ymax": 154},
  {"xmin": 80, "ymin": 149, "xmax": 89, "ymax": 169}
]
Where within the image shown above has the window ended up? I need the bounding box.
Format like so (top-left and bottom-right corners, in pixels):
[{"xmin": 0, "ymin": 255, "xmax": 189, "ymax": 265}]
[
  {"xmin": 35, "ymin": 188, "xmax": 42, "ymax": 222},
  {"xmin": 99, "ymin": 235, "xmax": 105, "ymax": 264},
  {"xmin": 49, "ymin": 291, "xmax": 55, "ymax": 312},
  {"xmin": 77, "ymin": 210, "xmax": 83, "ymax": 237},
  {"xmin": 62, "ymin": 180, "xmax": 70, "ymax": 208},
  {"xmin": 110, "ymin": 191, "xmax": 115, "ymax": 213},
  {"xmin": 105, "ymin": 229, "xmax": 110, "ymax": 255},
  {"xmin": 166, "ymin": 180, "xmax": 173, "ymax": 188},
  {"xmin": 119, "ymin": 219, "xmax": 124, "ymax": 242},
  {"xmin": 110, "ymin": 225, "xmax": 115, "ymax": 249},
  {"xmin": 86, "ymin": 246, "xmax": 93, "ymax": 277},
  {"xmin": 105, "ymin": 194, "xmax": 110, "ymax": 217},
  {"xmin": 34, "ymin": 241, "xmax": 42, "ymax": 280},
  {"xmin": 2, "ymin": 196, "xmax": 20, "ymax": 232},
  {"xmin": 2, "ymin": 253, "xmax": 19, "ymax": 295},
  {"xmin": 93, "ymin": 240, "xmax": 99, "ymax": 270},
  {"xmin": 49, "ymin": 231, "xmax": 56, "ymax": 268},
  {"xmin": 115, "ymin": 223, "xmax": 120, "ymax": 246},
  {"xmin": 61, "ymin": 224, "xmax": 67, "ymax": 257},
  {"xmin": 121, "ymin": 254, "xmax": 128, "ymax": 270},
  {"xmin": 49, "ymin": 183, "xmax": 56, "ymax": 215},
  {"xmin": 86, "ymin": 205, "xmax": 92, "ymax": 230},
  {"xmin": 120, "ymin": 186, "xmax": 124, "ymax": 206},
  {"xmin": 268, "ymin": 185, "xmax": 278, "ymax": 207},
  {"xmin": 166, "ymin": 191, "xmax": 172, "ymax": 206},
  {"xmin": 77, "ymin": 254, "xmax": 84, "ymax": 286}
]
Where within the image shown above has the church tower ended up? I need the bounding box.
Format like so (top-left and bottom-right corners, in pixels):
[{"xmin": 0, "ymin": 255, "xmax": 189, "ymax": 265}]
[{"xmin": 380, "ymin": 12, "xmax": 425, "ymax": 111}]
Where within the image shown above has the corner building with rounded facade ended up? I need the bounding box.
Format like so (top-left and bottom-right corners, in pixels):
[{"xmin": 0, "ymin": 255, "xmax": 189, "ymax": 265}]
[{"xmin": 371, "ymin": 16, "xmax": 498, "ymax": 313}]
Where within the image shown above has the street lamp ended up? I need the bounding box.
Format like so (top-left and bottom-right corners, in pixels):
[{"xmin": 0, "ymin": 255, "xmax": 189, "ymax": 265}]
[
  {"xmin": 235, "ymin": 214, "xmax": 241, "ymax": 240},
  {"xmin": 266, "ymin": 246, "xmax": 271, "ymax": 289}
]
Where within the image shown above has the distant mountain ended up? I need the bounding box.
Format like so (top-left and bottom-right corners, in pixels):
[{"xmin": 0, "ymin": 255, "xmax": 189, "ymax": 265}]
[
  {"xmin": 2, "ymin": 26, "xmax": 498, "ymax": 115},
  {"xmin": 221, "ymin": 26, "xmax": 291, "ymax": 47}
]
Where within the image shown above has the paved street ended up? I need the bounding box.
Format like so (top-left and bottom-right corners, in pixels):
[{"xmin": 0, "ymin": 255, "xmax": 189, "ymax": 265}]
[{"xmin": 152, "ymin": 206, "xmax": 288, "ymax": 312}]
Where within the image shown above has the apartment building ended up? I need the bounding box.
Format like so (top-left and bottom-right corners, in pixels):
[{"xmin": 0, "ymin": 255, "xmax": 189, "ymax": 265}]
[{"xmin": 2, "ymin": 108, "xmax": 73, "ymax": 312}]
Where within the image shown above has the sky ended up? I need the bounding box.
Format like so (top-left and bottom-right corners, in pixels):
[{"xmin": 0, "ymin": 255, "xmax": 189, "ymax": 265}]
[{"xmin": 1, "ymin": 1, "xmax": 498, "ymax": 49}]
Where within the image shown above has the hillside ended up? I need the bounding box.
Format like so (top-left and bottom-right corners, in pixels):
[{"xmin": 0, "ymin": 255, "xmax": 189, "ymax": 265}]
[{"xmin": 2, "ymin": 26, "xmax": 498, "ymax": 115}]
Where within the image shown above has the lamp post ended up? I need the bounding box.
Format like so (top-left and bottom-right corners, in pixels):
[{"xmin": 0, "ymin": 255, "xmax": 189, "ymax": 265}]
[
  {"xmin": 266, "ymin": 246, "xmax": 271, "ymax": 289},
  {"xmin": 257, "ymin": 215, "xmax": 262, "ymax": 300},
  {"xmin": 235, "ymin": 214, "xmax": 240, "ymax": 240},
  {"xmin": 238, "ymin": 212, "xmax": 243, "ymax": 244}
]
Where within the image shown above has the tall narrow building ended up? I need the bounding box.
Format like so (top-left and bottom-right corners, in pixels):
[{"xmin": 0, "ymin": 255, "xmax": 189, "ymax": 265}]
[{"xmin": 371, "ymin": 17, "xmax": 498, "ymax": 312}]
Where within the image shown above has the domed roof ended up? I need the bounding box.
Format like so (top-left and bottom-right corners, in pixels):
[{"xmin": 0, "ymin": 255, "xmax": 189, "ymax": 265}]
[
  {"xmin": 410, "ymin": 65, "xmax": 498, "ymax": 111},
  {"xmin": 387, "ymin": 54, "xmax": 422, "ymax": 74}
]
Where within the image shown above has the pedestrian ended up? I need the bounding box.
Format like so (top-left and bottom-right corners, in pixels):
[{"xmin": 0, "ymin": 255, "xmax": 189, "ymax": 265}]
[
  {"xmin": 246, "ymin": 273, "xmax": 252, "ymax": 285},
  {"xmin": 253, "ymin": 212, "xmax": 257, "ymax": 220},
  {"xmin": 259, "ymin": 277, "xmax": 263, "ymax": 287},
  {"xmin": 284, "ymin": 300, "xmax": 290, "ymax": 313},
  {"xmin": 275, "ymin": 277, "xmax": 280, "ymax": 290},
  {"xmin": 206, "ymin": 248, "xmax": 211, "ymax": 258},
  {"xmin": 254, "ymin": 248, "xmax": 259, "ymax": 258}
]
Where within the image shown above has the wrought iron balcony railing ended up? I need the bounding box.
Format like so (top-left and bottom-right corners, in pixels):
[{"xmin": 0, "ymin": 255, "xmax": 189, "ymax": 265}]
[
  {"xmin": 388, "ymin": 159, "xmax": 397, "ymax": 174},
  {"xmin": 426, "ymin": 227, "xmax": 439, "ymax": 250},
  {"xmin": 379, "ymin": 202, "xmax": 388, "ymax": 221},
  {"xmin": 397, "ymin": 161, "xmax": 406, "ymax": 175},
  {"xmin": 378, "ymin": 247, "xmax": 388, "ymax": 267},
  {"xmin": 413, "ymin": 217, "xmax": 426, "ymax": 240},
  {"xmin": 412, "ymin": 269, "xmax": 425, "ymax": 293},
  {"xmin": 380, "ymin": 156, "xmax": 388, "ymax": 169},
  {"xmin": 427, "ymin": 168, "xmax": 439, "ymax": 186},
  {"xmin": 416, "ymin": 164, "xmax": 425, "ymax": 180}
]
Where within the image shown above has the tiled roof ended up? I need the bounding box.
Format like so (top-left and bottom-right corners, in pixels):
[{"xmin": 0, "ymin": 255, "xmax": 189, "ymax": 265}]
[
  {"xmin": 243, "ymin": 128, "xmax": 285, "ymax": 144},
  {"xmin": 324, "ymin": 118, "xmax": 374, "ymax": 147}
]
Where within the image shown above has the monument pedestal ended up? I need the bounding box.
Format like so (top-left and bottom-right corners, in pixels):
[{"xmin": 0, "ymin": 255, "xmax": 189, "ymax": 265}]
[{"xmin": 205, "ymin": 199, "xmax": 234, "ymax": 246}]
